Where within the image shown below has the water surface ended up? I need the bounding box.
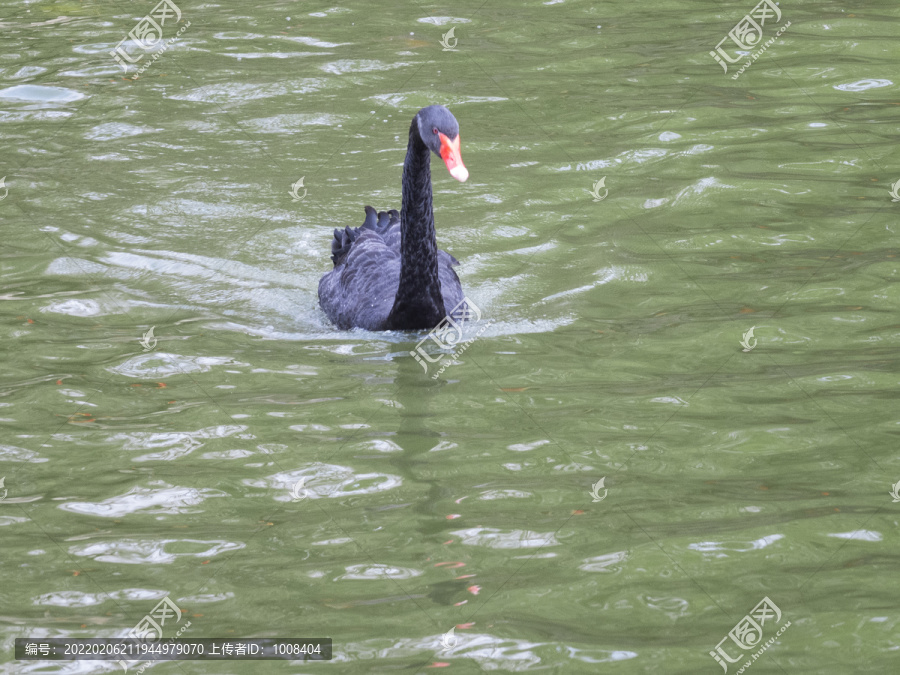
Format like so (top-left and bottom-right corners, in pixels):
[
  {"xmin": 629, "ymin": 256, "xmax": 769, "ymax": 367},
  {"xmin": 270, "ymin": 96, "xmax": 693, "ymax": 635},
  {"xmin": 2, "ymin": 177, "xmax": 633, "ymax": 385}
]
[{"xmin": 2, "ymin": 0, "xmax": 899, "ymax": 673}]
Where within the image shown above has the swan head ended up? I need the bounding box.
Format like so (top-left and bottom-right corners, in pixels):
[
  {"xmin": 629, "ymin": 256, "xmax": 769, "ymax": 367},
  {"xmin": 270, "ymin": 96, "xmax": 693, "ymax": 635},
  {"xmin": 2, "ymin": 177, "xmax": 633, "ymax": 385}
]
[{"xmin": 416, "ymin": 105, "xmax": 468, "ymax": 183}]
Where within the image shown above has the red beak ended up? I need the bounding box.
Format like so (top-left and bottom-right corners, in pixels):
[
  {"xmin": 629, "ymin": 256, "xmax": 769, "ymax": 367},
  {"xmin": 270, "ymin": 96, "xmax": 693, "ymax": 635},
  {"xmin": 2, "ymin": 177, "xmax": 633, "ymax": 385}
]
[{"xmin": 439, "ymin": 132, "xmax": 468, "ymax": 182}]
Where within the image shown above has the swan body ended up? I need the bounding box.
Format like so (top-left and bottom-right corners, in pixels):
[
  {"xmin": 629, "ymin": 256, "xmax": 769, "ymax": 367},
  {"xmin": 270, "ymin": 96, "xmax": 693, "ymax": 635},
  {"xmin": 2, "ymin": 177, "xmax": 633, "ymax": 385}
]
[{"xmin": 318, "ymin": 105, "xmax": 468, "ymax": 331}]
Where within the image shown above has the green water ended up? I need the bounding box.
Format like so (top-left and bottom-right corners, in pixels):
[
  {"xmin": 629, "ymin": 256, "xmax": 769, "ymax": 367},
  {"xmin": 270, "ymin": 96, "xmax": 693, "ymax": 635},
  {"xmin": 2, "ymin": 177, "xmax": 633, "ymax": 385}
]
[{"xmin": 2, "ymin": 0, "xmax": 899, "ymax": 672}]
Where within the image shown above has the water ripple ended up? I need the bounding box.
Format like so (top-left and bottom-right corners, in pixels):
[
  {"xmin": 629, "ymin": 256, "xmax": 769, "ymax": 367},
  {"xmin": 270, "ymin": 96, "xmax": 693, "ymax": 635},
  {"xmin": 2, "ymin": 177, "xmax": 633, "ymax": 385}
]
[
  {"xmin": 451, "ymin": 527, "xmax": 559, "ymax": 549},
  {"xmin": 246, "ymin": 464, "xmax": 402, "ymax": 501},
  {"xmin": 0, "ymin": 444, "xmax": 49, "ymax": 463},
  {"xmin": 833, "ymin": 79, "xmax": 892, "ymax": 92},
  {"xmin": 33, "ymin": 588, "xmax": 166, "ymax": 608},
  {"xmin": 336, "ymin": 564, "xmax": 422, "ymax": 581},
  {"xmin": 68, "ymin": 538, "xmax": 245, "ymax": 564},
  {"xmin": 108, "ymin": 353, "xmax": 241, "ymax": 379},
  {"xmin": 109, "ymin": 425, "xmax": 247, "ymax": 462},
  {"xmin": 60, "ymin": 483, "xmax": 228, "ymax": 518},
  {"xmin": 0, "ymin": 84, "xmax": 85, "ymax": 103}
]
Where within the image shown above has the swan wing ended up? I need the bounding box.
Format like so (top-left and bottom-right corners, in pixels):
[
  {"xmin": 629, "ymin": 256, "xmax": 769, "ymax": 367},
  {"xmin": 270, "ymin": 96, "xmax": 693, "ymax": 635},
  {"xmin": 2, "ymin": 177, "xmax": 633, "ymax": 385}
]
[
  {"xmin": 319, "ymin": 225, "xmax": 400, "ymax": 330},
  {"xmin": 320, "ymin": 206, "xmax": 463, "ymax": 329}
]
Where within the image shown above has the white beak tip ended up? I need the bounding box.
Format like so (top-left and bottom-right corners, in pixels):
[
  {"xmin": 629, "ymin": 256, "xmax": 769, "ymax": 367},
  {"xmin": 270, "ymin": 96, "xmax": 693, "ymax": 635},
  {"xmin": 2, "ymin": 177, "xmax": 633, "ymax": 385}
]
[{"xmin": 449, "ymin": 165, "xmax": 469, "ymax": 182}]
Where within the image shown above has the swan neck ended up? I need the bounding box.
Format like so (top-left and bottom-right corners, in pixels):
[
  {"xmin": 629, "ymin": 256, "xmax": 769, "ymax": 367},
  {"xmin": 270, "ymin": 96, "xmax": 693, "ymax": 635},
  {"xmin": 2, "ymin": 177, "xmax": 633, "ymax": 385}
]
[
  {"xmin": 389, "ymin": 119, "xmax": 444, "ymax": 328},
  {"xmin": 401, "ymin": 121, "xmax": 435, "ymax": 244}
]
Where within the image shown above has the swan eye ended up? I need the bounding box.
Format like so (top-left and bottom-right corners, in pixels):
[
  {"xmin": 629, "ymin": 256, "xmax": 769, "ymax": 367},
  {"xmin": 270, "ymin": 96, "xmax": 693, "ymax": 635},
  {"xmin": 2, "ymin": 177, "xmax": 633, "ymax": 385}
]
[{"xmin": 432, "ymin": 127, "xmax": 438, "ymax": 134}]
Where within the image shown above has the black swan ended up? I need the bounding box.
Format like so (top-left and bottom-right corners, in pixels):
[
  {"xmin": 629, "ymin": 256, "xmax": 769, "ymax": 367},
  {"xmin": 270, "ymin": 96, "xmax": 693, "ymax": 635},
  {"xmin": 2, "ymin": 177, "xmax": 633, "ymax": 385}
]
[{"xmin": 318, "ymin": 105, "xmax": 469, "ymax": 331}]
